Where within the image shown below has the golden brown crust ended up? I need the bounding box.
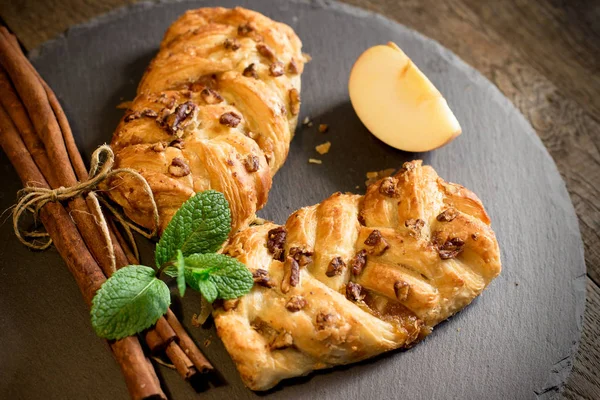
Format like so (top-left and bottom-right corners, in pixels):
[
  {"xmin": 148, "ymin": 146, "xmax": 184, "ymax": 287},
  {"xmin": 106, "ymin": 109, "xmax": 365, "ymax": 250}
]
[
  {"xmin": 108, "ymin": 7, "xmax": 306, "ymax": 232},
  {"xmin": 216, "ymin": 161, "xmax": 502, "ymax": 390}
]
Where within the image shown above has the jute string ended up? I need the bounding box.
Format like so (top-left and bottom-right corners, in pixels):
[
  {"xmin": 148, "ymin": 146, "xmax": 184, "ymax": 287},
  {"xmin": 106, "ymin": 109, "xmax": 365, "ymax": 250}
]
[{"xmin": 12, "ymin": 144, "xmax": 159, "ymax": 273}]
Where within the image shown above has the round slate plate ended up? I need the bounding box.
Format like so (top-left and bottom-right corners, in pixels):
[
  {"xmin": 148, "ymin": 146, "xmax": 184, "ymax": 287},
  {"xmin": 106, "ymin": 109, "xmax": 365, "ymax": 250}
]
[{"xmin": 0, "ymin": 0, "xmax": 586, "ymax": 399}]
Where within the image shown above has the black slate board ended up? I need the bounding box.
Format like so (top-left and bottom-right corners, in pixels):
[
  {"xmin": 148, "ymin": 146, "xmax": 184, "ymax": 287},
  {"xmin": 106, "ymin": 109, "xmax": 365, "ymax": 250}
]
[{"xmin": 0, "ymin": 1, "xmax": 586, "ymax": 399}]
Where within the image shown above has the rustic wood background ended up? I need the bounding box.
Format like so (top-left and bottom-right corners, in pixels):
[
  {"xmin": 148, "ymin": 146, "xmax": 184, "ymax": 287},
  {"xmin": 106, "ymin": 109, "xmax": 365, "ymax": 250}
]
[{"xmin": 0, "ymin": 0, "xmax": 598, "ymax": 398}]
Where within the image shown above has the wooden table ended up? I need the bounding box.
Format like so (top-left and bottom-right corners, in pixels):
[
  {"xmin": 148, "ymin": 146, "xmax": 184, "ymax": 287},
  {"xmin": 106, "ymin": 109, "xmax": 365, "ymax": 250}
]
[{"xmin": 1, "ymin": 0, "xmax": 598, "ymax": 398}]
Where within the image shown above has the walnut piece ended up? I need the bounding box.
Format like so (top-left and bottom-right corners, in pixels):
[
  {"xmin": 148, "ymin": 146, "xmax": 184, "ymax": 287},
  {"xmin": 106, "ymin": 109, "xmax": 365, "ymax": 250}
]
[
  {"xmin": 169, "ymin": 138, "xmax": 184, "ymax": 149},
  {"xmin": 224, "ymin": 38, "xmax": 240, "ymax": 50},
  {"xmin": 346, "ymin": 282, "xmax": 365, "ymax": 302},
  {"xmin": 285, "ymin": 295, "xmax": 307, "ymax": 312},
  {"xmin": 200, "ymin": 88, "xmax": 223, "ymax": 104},
  {"xmin": 316, "ymin": 312, "xmax": 338, "ymax": 330},
  {"xmin": 437, "ymin": 208, "xmax": 459, "ymax": 222},
  {"xmin": 243, "ymin": 154, "xmax": 260, "ymax": 172},
  {"xmin": 405, "ymin": 218, "xmax": 425, "ymax": 238},
  {"xmin": 437, "ymin": 237, "xmax": 466, "ymax": 260},
  {"xmin": 168, "ymin": 157, "xmax": 191, "ymax": 177},
  {"xmin": 350, "ymin": 249, "xmax": 367, "ymax": 276},
  {"xmin": 237, "ymin": 23, "xmax": 254, "ymax": 36},
  {"xmin": 289, "ymin": 247, "xmax": 313, "ymax": 267},
  {"xmin": 267, "ymin": 227, "xmax": 286, "ymax": 261},
  {"xmin": 269, "ymin": 62, "xmax": 285, "ymax": 77},
  {"xmin": 364, "ymin": 230, "xmax": 389, "ymax": 255},
  {"xmin": 242, "ymin": 63, "xmax": 258, "ymax": 79},
  {"xmin": 379, "ymin": 177, "xmax": 398, "ymax": 197},
  {"xmin": 219, "ymin": 111, "xmax": 242, "ymax": 128},
  {"xmin": 256, "ymin": 43, "xmax": 276, "ymax": 61},
  {"xmin": 252, "ymin": 269, "xmax": 275, "ymax": 288},
  {"xmin": 326, "ymin": 257, "xmax": 346, "ymax": 277},
  {"xmin": 394, "ymin": 280, "xmax": 410, "ymax": 301}
]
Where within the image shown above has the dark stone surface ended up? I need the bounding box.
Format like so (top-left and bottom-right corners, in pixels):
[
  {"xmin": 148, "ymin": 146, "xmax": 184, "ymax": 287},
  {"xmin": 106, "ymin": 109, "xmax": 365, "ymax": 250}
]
[{"xmin": 0, "ymin": 0, "xmax": 586, "ymax": 399}]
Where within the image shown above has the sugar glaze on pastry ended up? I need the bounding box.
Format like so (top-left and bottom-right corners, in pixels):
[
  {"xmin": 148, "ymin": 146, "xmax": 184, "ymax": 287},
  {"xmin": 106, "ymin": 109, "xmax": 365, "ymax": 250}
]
[
  {"xmin": 216, "ymin": 161, "xmax": 502, "ymax": 390},
  {"xmin": 108, "ymin": 7, "xmax": 306, "ymax": 233}
]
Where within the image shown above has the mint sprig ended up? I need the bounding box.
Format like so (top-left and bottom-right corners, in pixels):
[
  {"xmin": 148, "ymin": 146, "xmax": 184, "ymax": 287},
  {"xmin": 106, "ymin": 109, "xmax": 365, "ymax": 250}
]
[
  {"xmin": 183, "ymin": 253, "xmax": 253, "ymax": 302},
  {"xmin": 91, "ymin": 266, "xmax": 170, "ymax": 340},
  {"xmin": 90, "ymin": 190, "xmax": 251, "ymax": 340},
  {"xmin": 155, "ymin": 190, "xmax": 231, "ymax": 267}
]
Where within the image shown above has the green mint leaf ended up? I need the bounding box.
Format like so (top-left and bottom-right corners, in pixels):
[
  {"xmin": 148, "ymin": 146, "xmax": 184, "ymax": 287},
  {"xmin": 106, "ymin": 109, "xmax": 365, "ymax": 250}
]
[
  {"xmin": 176, "ymin": 250, "xmax": 186, "ymax": 297},
  {"xmin": 163, "ymin": 266, "xmax": 178, "ymax": 278},
  {"xmin": 155, "ymin": 190, "xmax": 231, "ymax": 267},
  {"xmin": 90, "ymin": 265, "xmax": 170, "ymax": 340},
  {"xmin": 183, "ymin": 253, "xmax": 253, "ymax": 301}
]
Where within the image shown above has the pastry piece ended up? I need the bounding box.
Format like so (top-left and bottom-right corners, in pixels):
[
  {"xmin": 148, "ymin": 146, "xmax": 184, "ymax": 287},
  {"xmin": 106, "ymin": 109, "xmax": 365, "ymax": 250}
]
[
  {"xmin": 216, "ymin": 160, "xmax": 501, "ymax": 390},
  {"xmin": 108, "ymin": 7, "xmax": 307, "ymax": 233}
]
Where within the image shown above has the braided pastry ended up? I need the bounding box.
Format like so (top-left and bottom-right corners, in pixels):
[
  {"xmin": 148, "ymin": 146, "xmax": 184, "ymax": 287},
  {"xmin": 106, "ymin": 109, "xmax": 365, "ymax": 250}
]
[
  {"xmin": 216, "ymin": 161, "xmax": 502, "ymax": 390},
  {"xmin": 108, "ymin": 7, "xmax": 306, "ymax": 233}
]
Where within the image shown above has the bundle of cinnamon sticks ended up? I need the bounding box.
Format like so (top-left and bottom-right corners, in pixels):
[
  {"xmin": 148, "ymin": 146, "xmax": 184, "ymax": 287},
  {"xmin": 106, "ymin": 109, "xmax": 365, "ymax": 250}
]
[{"xmin": 0, "ymin": 27, "xmax": 212, "ymax": 399}]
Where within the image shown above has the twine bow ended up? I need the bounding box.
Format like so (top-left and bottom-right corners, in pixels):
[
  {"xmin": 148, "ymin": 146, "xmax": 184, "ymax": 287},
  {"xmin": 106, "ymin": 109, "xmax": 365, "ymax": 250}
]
[{"xmin": 12, "ymin": 144, "xmax": 159, "ymax": 273}]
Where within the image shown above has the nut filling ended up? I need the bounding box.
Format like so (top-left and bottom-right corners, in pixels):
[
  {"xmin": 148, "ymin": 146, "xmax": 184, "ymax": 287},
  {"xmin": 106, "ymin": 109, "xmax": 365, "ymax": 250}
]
[
  {"xmin": 285, "ymin": 295, "xmax": 307, "ymax": 312},
  {"xmin": 437, "ymin": 237, "xmax": 466, "ymax": 260},
  {"xmin": 162, "ymin": 101, "xmax": 197, "ymax": 135},
  {"xmin": 346, "ymin": 282, "xmax": 365, "ymax": 302},
  {"xmin": 237, "ymin": 23, "xmax": 254, "ymax": 36},
  {"xmin": 436, "ymin": 208, "xmax": 459, "ymax": 222},
  {"xmin": 266, "ymin": 227, "xmax": 286, "ymax": 261},
  {"xmin": 252, "ymin": 269, "xmax": 275, "ymax": 288},
  {"xmin": 242, "ymin": 63, "xmax": 258, "ymax": 79},
  {"xmin": 219, "ymin": 111, "xmax": 242, "ymax": 128},
  {"xmin": 124, "ymin": 108, "xmax": 158, "ymax": 122},
  {"xmin": 326, "ymin": 257, "xmax": 346, "ymax": 277},
  {"xmin": 364, "ymin": 230, "xmax": 389, "ymax": 255},
  {"xmin": 200, "ymin": 88, "xmax": 223, "ymax": 104},
  {"xmin": 379, "ymin": 177, "xmax": 398, "ymax": 197},
  {"xmin": 256, "ymin": 43, "xmax": 276, "ymax": 61},
  {"xmin": 394, "ymin": 280, "xmax": 410, "ymax": 301},
  {"xmin": 281, "ymin": 256, "xmax": 300, "ymax": 294},
  {"xmin": 269, "ymin": 62, "xmax": 285, "ymax": 77},
  {"xmin": 350, "ymin": 249, "xmax": 367, "ymax": 276},
  {"xmin": 243, "ymin": 154, "xmax": 260, "ymax": 172},
  {"xmin": 224, "ymin": 38, "xmax": 240, "ymax": 50},
  {"xmin": 289, "ymin": 247, "xmax": 313, "ymax": 267},
  {"xmin": 405, "ymin": 218, "xmax": 425, "ymax": 237},
  {"xmin": 168, "ymin": 157, "xmax": 191, "ymax": 177}
]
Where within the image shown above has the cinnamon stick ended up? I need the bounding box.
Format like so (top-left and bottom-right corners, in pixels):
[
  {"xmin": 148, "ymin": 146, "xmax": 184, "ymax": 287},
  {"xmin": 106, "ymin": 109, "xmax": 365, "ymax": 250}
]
[
  {"xmin": 166, "ymin": 309, "xmax": 214, "ymax": 373},
  {"xmin": 0, "ymin": 37, "xmax": 165, "ymax": 400},
  {"xmin": 0, "ymin": 26, "xmax": 212, "ymax": 396},
  {"xmin": 165, "ymin": 341, "xmax": 197, "ymax": 380}
]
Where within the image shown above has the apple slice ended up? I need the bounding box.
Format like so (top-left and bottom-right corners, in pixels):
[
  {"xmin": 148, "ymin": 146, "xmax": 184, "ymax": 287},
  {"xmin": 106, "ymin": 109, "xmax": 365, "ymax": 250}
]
[{"xmin": 348, "ymin": 42, "xmax": 461, "ymax": 152}]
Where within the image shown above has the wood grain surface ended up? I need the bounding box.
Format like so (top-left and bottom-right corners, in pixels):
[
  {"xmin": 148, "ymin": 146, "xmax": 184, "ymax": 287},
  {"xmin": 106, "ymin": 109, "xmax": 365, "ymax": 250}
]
[{"xmin": 0, "ymin": 0, "xmax": 598, "ymax": 398}]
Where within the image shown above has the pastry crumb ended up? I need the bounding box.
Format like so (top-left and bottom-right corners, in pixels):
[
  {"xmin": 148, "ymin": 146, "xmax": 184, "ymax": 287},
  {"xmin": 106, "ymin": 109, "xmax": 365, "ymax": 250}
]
[
  {"xmin": 116, "ymin": 100, "xmax": 133, "ymax": 109},
  {"xmin": 355, "ymin": 185, "xmax": 360, "ymax": 189},
  {"xmin": 318, "ymin": 124, "xmax": 329, "ymax": 133},
  {"xmin": 203, "ymin": 338, "xmax": 211, "ymax": 348},
  {"xmin": 457, "ymin": 328, "xmax": 461, "ymax": 332},
  {"xmin": 365, "ymin": 168, "xmax": 396, "ymax": 186},
  {"xmin": 308, "ymin": 158, "xmax": 322, "ymax": 164},
  {"xmin": 315, "ymin": 141, "xmax": 331, "ymax": 155},
  {"xmin": 307, "ymin": 122, "xmax": 313, "ymax": 127},
  {"xmin": 303, "ymin": 116, "xmax": 311, "ymax": 125}
]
